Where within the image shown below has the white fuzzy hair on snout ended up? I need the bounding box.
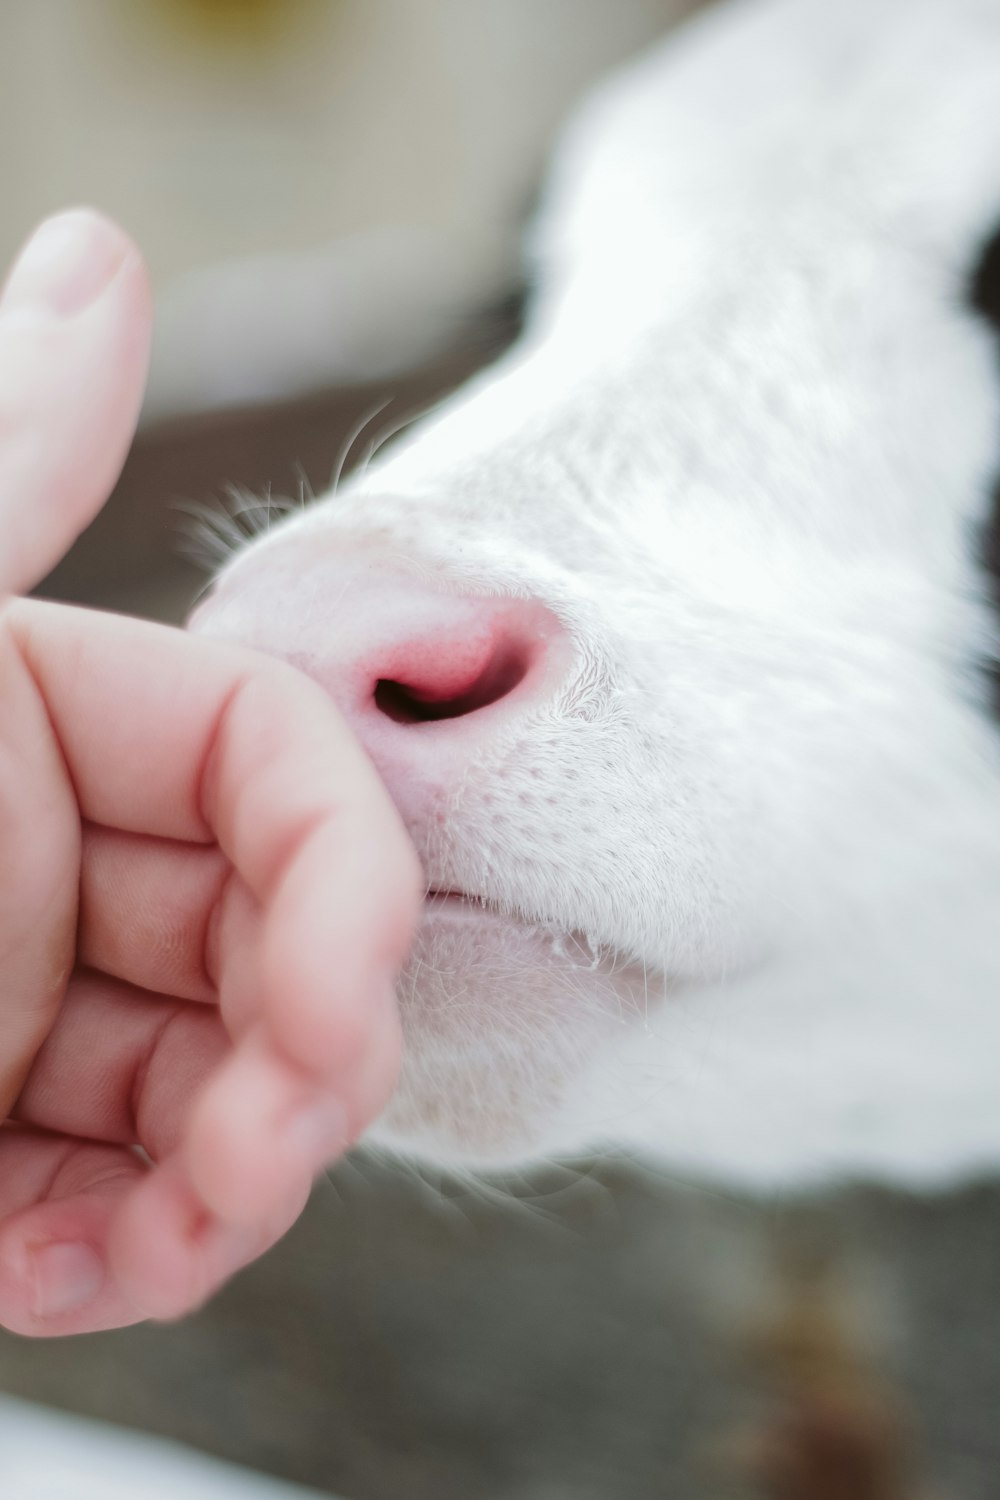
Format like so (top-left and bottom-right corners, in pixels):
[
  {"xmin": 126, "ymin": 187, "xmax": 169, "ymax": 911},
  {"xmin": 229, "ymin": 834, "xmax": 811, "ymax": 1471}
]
[{"xmin": 194, "ymin": 0, "xmax": 1000, "ymax": 1189}]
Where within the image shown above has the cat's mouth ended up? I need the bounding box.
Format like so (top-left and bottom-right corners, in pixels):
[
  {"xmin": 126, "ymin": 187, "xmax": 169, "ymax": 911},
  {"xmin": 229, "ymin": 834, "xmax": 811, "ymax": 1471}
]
[
  {"xmin": 421, "ymin": 889, "xmax": 613, "ymax": 973},
  {"xmin": 421, "ymin": 888, "xmax": 537, "ymax": 933},
  {"xmin": 423, "ymin": 888, "xmax": 489, "ymax": 918},
  {"xmin": 387, "ymin": 884, "xmax": 660, "ymax": 1163},
  {"xmin": 423, "ymin": 888, "xmax": 545, "ymax": 926}
]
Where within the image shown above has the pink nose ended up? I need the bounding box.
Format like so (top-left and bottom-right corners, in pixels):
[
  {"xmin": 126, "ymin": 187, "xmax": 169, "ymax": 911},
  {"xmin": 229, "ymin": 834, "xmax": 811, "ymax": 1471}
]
[{"xmin": 191, "ymin": 541, "xmax": 569, "ymax": 827}]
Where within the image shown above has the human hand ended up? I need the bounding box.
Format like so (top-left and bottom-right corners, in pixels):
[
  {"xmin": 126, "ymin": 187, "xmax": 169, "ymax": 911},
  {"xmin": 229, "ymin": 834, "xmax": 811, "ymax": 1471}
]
[{"xmin": 0, "ymin": 211, "xmax": 420, "ymax": 1336}]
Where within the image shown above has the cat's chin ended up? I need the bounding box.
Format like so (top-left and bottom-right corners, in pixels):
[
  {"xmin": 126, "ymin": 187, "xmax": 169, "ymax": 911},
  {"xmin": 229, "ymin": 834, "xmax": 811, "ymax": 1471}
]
[{"xmin": 369, "ymin": 894, "xmax": 658, "ymax": 1166}]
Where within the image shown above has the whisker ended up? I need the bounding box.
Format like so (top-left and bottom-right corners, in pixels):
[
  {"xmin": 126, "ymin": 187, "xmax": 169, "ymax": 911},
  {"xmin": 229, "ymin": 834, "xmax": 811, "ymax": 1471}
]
[
  {"xmin": 353, "ymin": 397, "xmax": 439, "ymax": 488},
  {"xmin": 292, "ymin": 461, "xmax": 315, "ymax": 509},
  {"xmin": 329, "ymin": 396, "xmax": 393, "ymax": 496},
  {"xmin": 171, "ymin": 487, "xmax": 299, "ymax": 572}
]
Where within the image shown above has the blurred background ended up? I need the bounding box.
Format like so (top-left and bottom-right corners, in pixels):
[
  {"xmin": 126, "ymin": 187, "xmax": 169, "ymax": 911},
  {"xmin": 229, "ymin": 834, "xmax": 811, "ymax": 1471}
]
[
  {"xmin": 1, "ymin": 0, "xmax": 702, "ymax": 623},
  {"xmin": 1, "ymin": 3, "xmax": 1000, "ymax": 1497},
  {"xmin": 1, "ymin": 0, "xmax": 704, "ymax": 421}
]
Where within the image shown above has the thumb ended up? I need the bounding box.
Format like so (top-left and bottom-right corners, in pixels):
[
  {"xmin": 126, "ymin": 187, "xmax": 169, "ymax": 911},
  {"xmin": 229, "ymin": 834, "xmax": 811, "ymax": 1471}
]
[{"xmin": 0, "ymin": 210, "xmax": 152, "ymax": 595}]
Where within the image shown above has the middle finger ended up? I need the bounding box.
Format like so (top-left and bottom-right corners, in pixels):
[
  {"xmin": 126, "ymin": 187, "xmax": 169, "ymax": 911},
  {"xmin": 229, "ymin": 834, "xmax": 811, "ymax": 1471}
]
[{"xmin": 79, "ymin": 823, "xmax": 261, "ymax": 1020}]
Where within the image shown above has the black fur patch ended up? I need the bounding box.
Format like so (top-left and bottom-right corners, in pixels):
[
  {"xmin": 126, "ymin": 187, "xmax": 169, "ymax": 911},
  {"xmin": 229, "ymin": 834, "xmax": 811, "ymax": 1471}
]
[{"xmin": 970, "ymin": 222, "xmax": 1000, "ymax": 713}]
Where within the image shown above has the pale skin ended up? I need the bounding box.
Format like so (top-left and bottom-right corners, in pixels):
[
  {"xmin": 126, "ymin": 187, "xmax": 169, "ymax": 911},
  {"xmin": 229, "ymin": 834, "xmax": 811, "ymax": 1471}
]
[{"xmin": 0, "ymin": 209, "xmax": 421, "ymax": 1336}]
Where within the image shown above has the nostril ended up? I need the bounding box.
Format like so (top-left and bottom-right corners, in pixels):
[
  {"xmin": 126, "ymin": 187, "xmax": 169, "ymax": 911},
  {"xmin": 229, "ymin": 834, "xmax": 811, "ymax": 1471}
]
[
  {"xmin": 374, "ymin": 640, "xmax": 532, "ymax": 724},
  {"xmin": 192, "ymin": 545, "xmax": 568, "ymax": 744}
]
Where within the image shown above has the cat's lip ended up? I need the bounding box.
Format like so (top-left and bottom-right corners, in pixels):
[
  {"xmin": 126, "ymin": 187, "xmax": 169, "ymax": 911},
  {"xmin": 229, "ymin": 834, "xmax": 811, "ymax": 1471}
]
[
  {"xmin": 423, "ymin": 889, "xmax": 529, "ymax": 924},
  {"xmin": 418, "ymin": 890, "xmax": 653, "ymax": 1008},
  {"xmin": 423, "ymin": 891, "xmax": 572, "ymax": 940},
  {"xmin": 425, "ymin": 889, "xmax": 489, "ymax": 910}
]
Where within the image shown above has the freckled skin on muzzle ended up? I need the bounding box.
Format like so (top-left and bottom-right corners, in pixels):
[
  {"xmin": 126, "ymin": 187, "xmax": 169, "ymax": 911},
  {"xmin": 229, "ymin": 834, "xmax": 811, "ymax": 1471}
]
[{"xmin": 193, "ymin": 0, "xmax": 1000, "ymax": 1186}]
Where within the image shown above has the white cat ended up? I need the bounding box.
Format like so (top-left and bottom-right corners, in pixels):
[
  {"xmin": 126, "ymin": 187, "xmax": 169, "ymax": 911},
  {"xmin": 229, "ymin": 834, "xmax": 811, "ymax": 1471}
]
[{"xmin": 193, "ymin": 0, "xmax": 1000, "ymax": 1190}]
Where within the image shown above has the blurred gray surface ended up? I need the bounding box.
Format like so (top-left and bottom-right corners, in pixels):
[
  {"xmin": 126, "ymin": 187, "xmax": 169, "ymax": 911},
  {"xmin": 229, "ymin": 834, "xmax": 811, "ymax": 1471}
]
[{"xmin": 2, "ymin": 1158, "xmax": 1000, "ymax": 1499}]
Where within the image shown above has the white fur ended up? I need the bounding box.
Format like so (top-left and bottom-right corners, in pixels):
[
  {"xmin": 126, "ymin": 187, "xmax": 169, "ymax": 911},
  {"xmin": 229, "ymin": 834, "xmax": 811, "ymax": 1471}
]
[{"xmin": 197, "ymin": 0, "xmax": 1000, "ymax": 1187}]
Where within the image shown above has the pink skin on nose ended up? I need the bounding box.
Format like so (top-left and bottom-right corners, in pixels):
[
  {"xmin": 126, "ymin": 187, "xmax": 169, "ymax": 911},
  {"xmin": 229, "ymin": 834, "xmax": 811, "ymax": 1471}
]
[{"xmin": 191, "ymin": 544, "xmax": 572, "ymax": 836}]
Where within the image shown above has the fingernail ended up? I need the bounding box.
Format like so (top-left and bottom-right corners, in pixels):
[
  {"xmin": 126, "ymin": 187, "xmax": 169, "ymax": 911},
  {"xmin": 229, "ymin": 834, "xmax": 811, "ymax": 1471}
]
[
  {"xmin": 2, "ymin": 210, "xmax": 128, "ymax": 319},
  {"xmin": 29, "ymin": 1241, "xmax": 105, "ymax": 1318},
  {"xmin": 284, "ymin": 1097, "xmax": 348, "ymax": 1160}
]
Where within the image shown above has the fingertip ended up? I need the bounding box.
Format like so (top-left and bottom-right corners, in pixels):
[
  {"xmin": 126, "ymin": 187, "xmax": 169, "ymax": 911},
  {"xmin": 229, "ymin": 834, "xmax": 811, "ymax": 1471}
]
[
  {"xmin": 2, "ymin": 208, "xmax": 147, "ymax": 324},
  {"xmin": 0, "ymin": 208, "xmax": 153, "ymax": 592}
]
